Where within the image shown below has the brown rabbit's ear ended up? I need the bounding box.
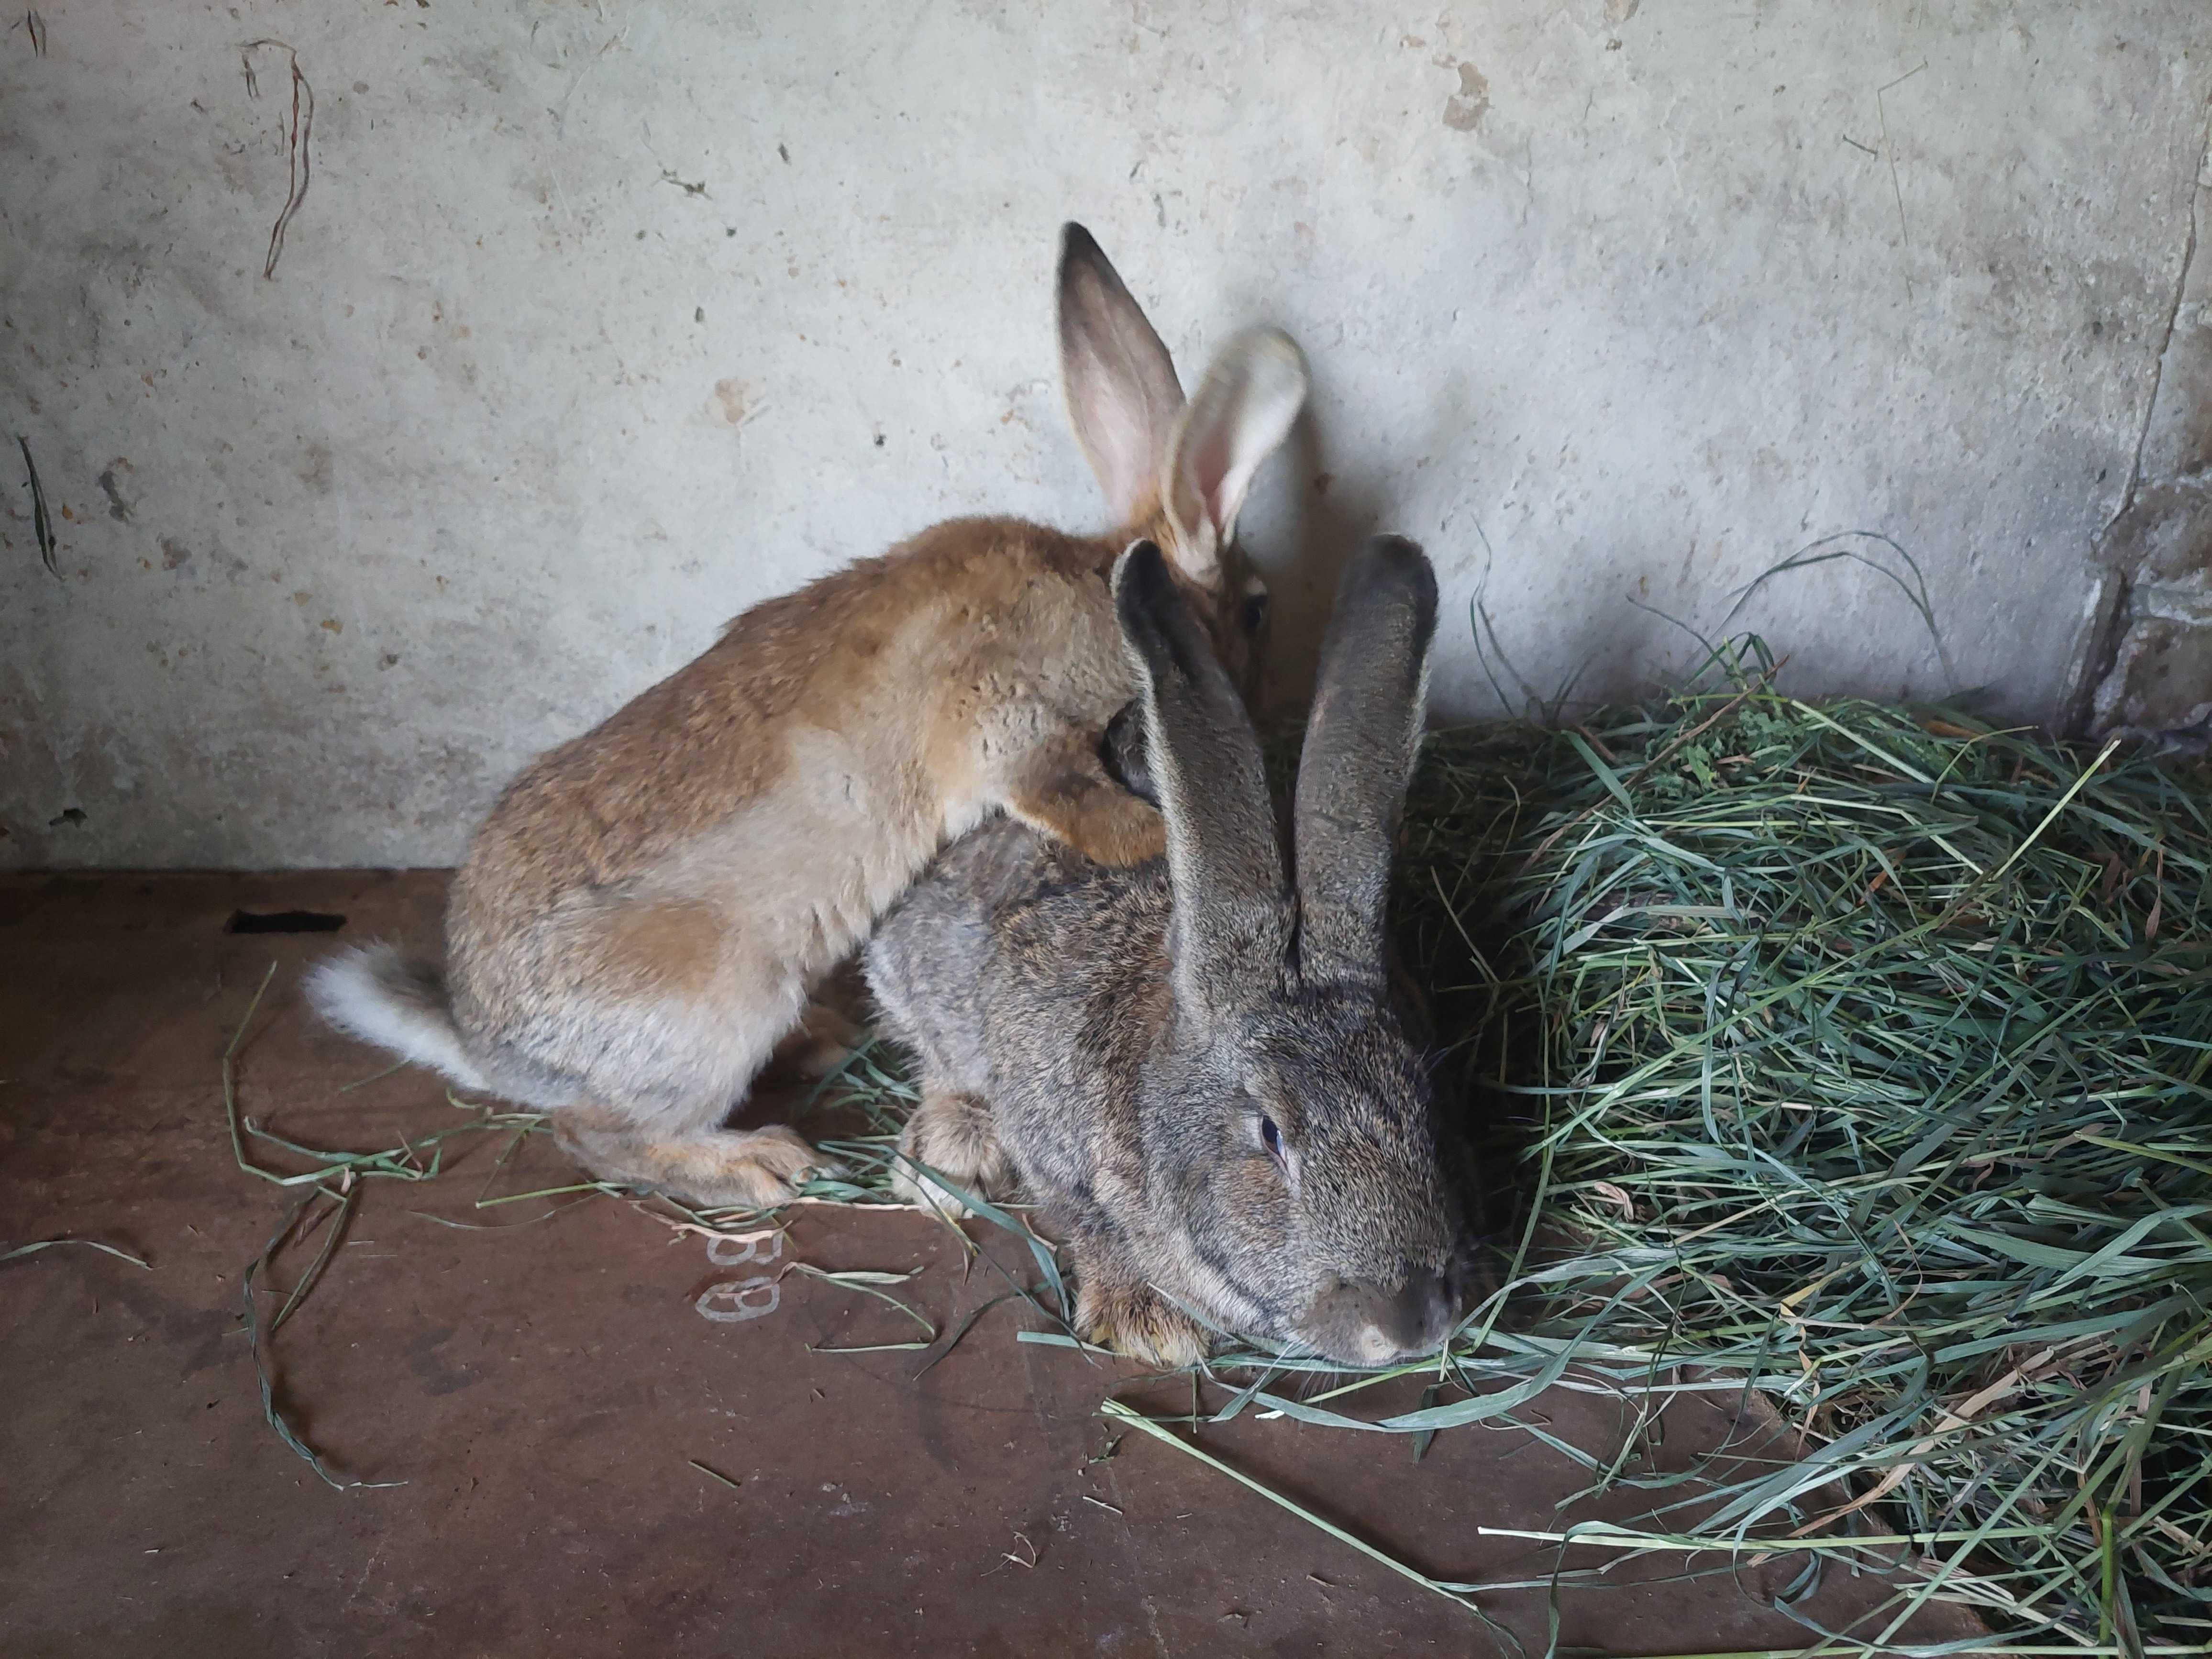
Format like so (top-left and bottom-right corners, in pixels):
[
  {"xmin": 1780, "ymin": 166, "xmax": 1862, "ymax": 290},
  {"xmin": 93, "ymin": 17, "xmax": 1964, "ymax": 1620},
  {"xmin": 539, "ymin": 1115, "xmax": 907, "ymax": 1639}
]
[
  {"xmin": 1059, "ymin": 223, "xmax": 1185, "ymax": 529},
  {"xmin": 1160, "ymin": 328, "xmax": 1308, "ymax": 588},
  {"xmin": 1113, "ymin": 541, "xmax": 1290, "ymax": 1004},
  {"xmin": 1292, "ymin": 536, "xmax": 1439, "ymax": 987}
]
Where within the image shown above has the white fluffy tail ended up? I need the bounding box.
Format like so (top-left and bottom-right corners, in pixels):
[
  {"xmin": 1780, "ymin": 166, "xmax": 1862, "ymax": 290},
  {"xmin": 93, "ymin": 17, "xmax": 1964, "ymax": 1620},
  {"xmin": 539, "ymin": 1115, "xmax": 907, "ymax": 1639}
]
[{"xmin": 304, "ymin": 943, "xmax": 488, "ymax": 1091}]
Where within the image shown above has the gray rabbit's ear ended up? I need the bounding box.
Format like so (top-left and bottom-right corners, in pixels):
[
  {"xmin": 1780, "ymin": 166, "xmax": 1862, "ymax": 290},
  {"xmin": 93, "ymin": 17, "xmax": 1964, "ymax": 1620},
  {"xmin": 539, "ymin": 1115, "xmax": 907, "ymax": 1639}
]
[
  {"xmin": 1292, "ymin": 536, "xmax": 1439, "ymax": 986},
  {"xmin": 1113, "ymin": 541, "xmax": 1290, "ymax": 1003}
]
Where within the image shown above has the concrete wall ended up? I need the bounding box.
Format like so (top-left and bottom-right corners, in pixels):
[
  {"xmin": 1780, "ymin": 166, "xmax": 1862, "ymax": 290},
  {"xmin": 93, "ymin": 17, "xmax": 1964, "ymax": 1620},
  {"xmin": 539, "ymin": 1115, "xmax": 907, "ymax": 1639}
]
[{"xmin": 4, "ymin": 1, "xmax": 2209, "ymax": 869}]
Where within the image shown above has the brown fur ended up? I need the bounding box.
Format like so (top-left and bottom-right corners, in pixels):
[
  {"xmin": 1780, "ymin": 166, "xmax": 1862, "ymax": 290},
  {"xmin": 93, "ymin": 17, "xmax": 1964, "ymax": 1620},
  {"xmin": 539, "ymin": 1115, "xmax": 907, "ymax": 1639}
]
[{"xmin": 449, "ymin": 518, "xmax": 1158, "ymax": 984}]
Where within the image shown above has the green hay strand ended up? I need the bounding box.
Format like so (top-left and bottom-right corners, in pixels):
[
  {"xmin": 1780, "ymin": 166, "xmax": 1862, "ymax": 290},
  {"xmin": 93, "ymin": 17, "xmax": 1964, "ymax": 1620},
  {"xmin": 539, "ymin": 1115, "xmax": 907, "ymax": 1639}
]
[{"xmin": 1, "ymin": 1237, "xmax": 151, "ymax": 1269}]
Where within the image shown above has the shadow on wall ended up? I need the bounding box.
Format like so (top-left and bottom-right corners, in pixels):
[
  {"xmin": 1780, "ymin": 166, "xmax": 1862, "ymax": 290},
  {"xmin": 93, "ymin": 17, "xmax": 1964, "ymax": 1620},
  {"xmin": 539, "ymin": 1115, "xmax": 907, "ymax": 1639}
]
[
  {"xmin": 1247, "ymin": 414, "xmax": 1679, "ymax": 731},
  {"xmin": 1253, "ymin": 406, "xmax": 1382, "ymax": 729}
]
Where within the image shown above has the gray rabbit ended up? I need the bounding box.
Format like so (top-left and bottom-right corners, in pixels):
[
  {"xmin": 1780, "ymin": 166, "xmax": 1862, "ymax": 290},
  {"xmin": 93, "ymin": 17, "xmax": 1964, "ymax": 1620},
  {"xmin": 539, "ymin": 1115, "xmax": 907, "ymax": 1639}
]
[{"xmin": 864, "ymin": 535, "xmax": 1469, "ymax": 1368}]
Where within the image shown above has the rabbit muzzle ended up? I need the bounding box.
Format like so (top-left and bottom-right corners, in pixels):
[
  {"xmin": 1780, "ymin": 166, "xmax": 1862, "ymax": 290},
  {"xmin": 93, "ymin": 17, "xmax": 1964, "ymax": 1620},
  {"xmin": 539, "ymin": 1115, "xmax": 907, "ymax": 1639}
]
[{"xmin": 1296, "ymin": 1264, "xmax": 1458, "ymax": 1366}]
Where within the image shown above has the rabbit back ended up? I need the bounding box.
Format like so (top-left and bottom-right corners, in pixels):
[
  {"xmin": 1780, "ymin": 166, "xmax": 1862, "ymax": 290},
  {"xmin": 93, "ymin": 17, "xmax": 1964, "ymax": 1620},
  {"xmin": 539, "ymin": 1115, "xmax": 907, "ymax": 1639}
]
[{"xmin": 448, "ymin": 519, "xmax": 1138, "ymax": 1115}]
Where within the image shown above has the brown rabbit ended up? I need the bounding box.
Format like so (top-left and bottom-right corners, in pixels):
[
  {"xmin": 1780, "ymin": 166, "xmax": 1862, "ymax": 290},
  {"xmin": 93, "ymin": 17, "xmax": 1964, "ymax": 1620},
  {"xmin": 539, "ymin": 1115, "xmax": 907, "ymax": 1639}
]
[{"xmin": 308, "ymin": 224, "xmax": 1309, "ymax": 1209}]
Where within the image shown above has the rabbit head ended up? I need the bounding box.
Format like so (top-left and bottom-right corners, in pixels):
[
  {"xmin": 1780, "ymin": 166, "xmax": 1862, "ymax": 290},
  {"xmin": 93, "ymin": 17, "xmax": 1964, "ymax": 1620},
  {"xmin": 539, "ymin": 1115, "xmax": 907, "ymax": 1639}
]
[
  {"xmin": 1058, "ymin": 223, "xmax": 1305, "ymax": 698},
  {"xmin": 1109, "ymin": 533, "xmax": 1465, "ymax": 1365}
]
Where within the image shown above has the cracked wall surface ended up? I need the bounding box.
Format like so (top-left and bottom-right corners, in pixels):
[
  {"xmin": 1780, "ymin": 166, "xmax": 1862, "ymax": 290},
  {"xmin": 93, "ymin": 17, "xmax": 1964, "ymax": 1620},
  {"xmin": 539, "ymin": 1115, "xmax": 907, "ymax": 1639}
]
[
  {"xmin": 4, "ymin": 3, "xmax": 2211, "ymax": 867},
  {"xmin": 2086, "ymin": 119, "xmax": 2212, "ymax": 736}
]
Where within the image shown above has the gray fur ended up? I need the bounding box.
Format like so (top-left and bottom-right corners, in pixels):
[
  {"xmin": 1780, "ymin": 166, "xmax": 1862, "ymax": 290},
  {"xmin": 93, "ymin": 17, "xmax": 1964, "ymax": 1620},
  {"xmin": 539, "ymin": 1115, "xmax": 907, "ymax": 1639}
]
[
  {"xmin": 1293, "ymin": 534, "xmax": 1439, "ymax": 985},
  {"xmin": 866, "ymin": 537, "xmax": 1468, "ymax": 1368},
  {"xmin": 1116, "ymin": 542, "xmax": 1291, "ymax": 1015}
]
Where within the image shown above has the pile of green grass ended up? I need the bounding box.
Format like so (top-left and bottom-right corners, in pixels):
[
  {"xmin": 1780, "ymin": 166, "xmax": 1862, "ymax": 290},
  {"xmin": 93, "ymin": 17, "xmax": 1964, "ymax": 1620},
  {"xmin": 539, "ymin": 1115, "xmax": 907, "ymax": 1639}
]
[{"xmin": 1363, "ymin": 641, "xmax": 2212, "ymax": 1654}]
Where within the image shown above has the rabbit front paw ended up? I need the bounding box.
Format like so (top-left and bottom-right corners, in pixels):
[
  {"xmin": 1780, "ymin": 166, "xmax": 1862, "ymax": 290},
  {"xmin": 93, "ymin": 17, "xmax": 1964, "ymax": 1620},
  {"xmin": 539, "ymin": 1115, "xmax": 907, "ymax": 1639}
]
[
  {"xmin": 892, "ymin": 1091, "xmax": 1015, "ymax": 1218},
  {"xmin": 1003, "ymin": 732, "xmax": 1167, "ymax": 867},
  {"xmin": 1076, "ymin": 1278, "xmax": 1212, "ymax": 1370}
]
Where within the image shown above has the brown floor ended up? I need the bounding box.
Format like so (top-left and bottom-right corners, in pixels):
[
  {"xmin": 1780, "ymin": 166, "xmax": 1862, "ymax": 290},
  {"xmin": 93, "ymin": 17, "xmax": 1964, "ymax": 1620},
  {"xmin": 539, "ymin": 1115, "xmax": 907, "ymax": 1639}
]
[{"xmin": 0, "ymin": 872, "xmax": 1984, "ymax": 1658}]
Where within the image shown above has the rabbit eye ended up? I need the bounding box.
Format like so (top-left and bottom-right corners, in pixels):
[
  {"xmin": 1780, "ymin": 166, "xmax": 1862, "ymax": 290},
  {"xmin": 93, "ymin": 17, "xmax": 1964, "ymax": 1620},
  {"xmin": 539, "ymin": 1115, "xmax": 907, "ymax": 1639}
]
[
  {"xmin": 1240, "ymin": 593, "xmax": 1270, "ymax": 634},
  {"xmin": 1259, "ymin": 1114, "xmax": 1285, "ymax": 1166}
]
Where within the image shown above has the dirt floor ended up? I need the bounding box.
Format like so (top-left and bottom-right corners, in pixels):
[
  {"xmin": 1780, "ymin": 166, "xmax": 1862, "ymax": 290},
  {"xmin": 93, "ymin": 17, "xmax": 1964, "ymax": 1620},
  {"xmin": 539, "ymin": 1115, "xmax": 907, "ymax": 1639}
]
[{"xmin": 0, "ymin": 872, "xmax": 1988, "ymax": 1658}]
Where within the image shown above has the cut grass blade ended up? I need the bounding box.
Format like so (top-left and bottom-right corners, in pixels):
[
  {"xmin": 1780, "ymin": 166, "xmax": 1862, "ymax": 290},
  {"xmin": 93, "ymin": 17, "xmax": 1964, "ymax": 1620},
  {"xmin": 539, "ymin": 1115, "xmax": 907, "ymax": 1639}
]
[
  {"xmin": 1098, "ymin": 1398, "xmax": 1498, "ymax": 1624},
  {"xmin": 239, "ymin": 1183, "xmax": 403, "ymax": 1492},
  {"xmin": 2, "ymin": 1237, "xmax": 150, "ymax": 1269}
]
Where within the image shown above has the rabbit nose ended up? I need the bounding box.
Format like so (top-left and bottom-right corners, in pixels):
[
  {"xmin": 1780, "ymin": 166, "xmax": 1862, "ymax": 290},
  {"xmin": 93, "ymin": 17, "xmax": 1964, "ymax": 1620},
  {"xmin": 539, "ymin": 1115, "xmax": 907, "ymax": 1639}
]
[
  {"xmin": 1302, "ymin": 1267, "xmax": 1457, "ymax": 1365},
  {"xmin": 1369, "ymin": 1266, "xmax": 1455, "ymax": 1359}
]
